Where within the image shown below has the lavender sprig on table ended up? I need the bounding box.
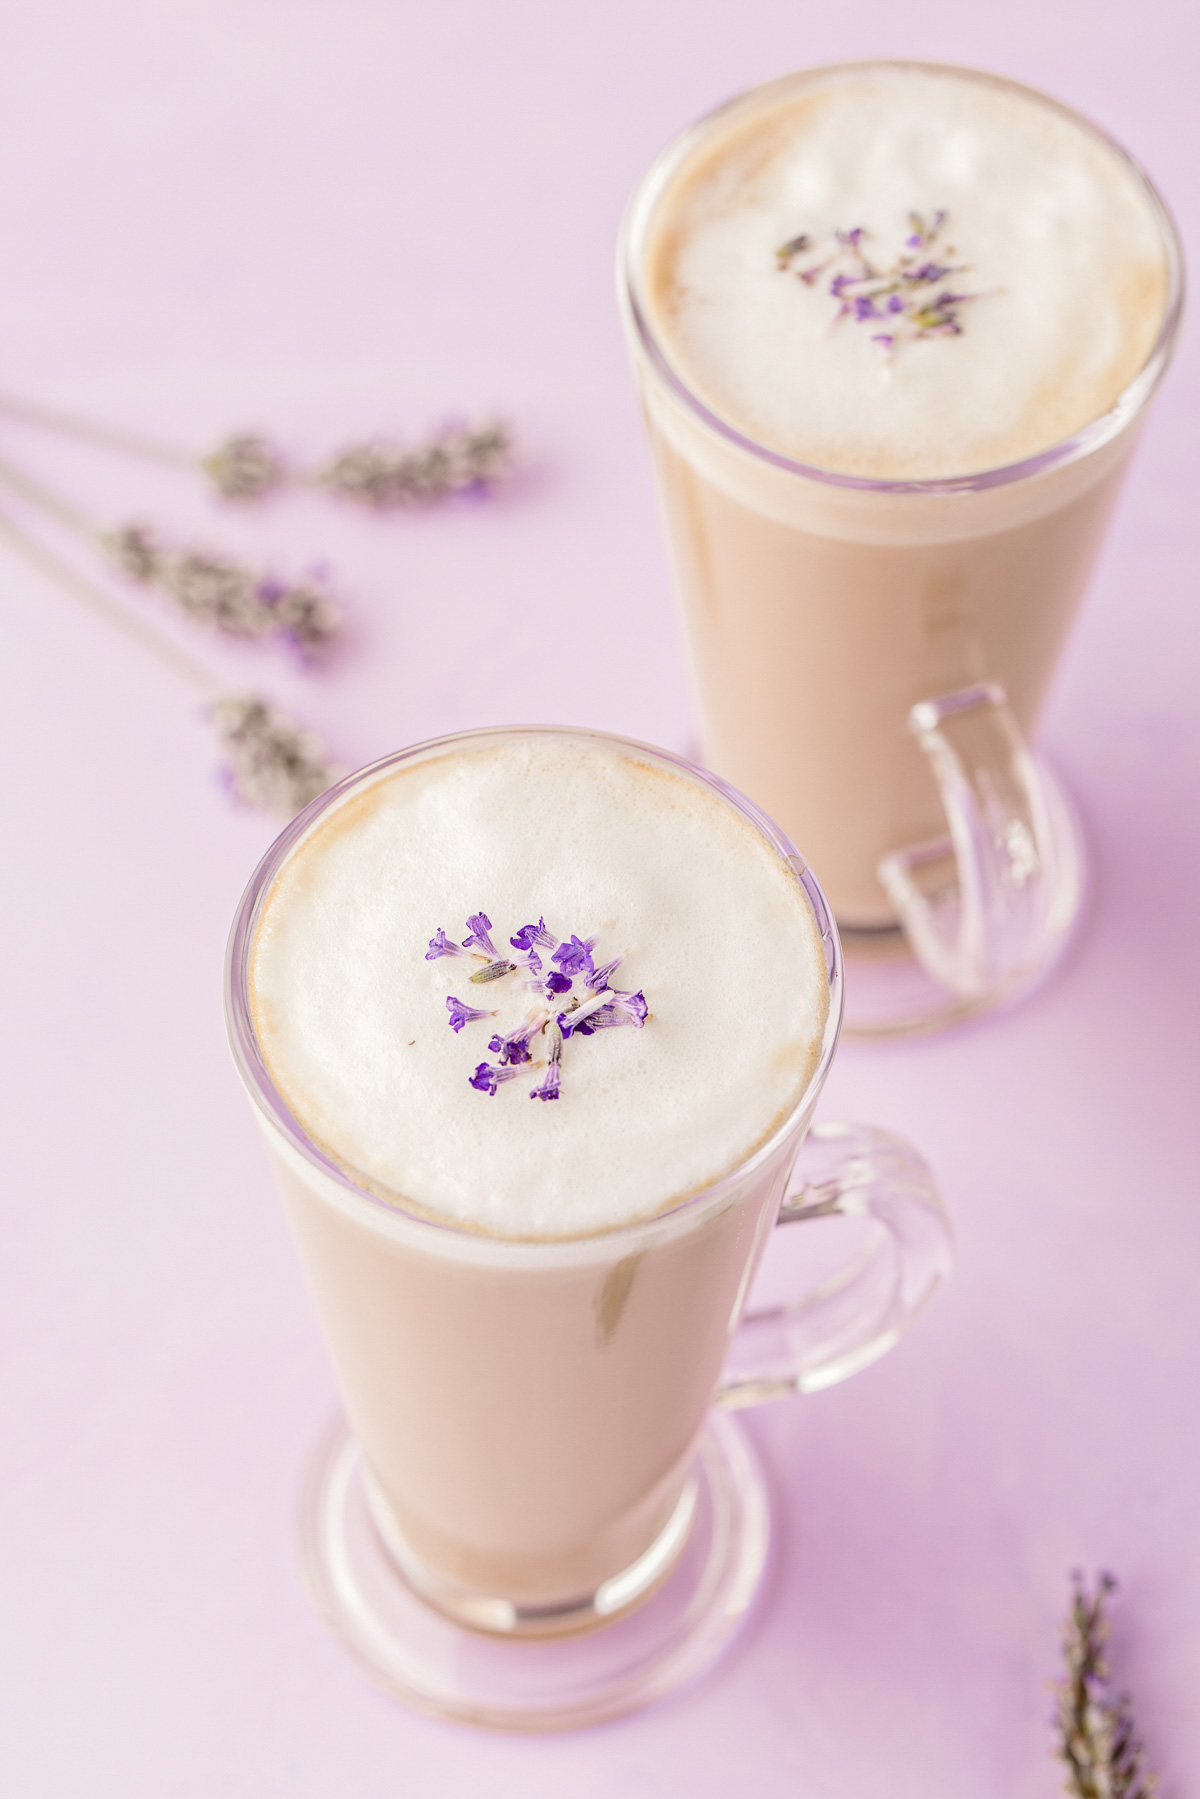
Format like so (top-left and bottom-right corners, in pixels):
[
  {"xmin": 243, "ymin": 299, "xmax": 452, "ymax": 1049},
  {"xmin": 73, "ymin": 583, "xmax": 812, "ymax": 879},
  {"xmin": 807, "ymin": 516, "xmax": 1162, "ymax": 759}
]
[
  {"xmin": 0, "ymin": 391, "xmax": 514, "ymax": 511},
  {"xmin": 0, "ymin": 499, "xmax": 335, "ymax": 818},
  {"xmin": 428, "ymin": 914, "xmax": 648, "ymax": 1101},
  {"xmin": 776, "ymin": 209, "xmax": 987, "ymax": 353},
  {"xmin": 108, "ymin": 524, "xmax": 339, "ymax": 650},
  {"xmin": 318, "ymin": 421, "xmax": 512, "ymax": 510},
  {"xmin": 1054, "ymin": 1572, "xmax": 1158, "ymax": 1799},
  {"xmin": 210, "ymin": 696, "xmax": 338, "ymax": 816}
]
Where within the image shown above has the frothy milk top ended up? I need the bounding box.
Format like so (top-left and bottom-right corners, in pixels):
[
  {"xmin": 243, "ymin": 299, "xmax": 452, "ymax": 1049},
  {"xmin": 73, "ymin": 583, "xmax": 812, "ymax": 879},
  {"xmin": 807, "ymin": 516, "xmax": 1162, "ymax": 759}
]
[
  {"xmin": 642, "ymin": 64, "xmax": 1169, "ymax": 480},
  {"xmin": 249, "ymin": 738, "xmax": 829, "ymax": 1240}
]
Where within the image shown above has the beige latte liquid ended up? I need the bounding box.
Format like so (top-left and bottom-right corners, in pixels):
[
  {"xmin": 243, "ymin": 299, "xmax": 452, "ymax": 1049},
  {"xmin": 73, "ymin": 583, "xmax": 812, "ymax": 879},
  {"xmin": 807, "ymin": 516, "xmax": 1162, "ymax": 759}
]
[
  {"xmin": 265, "ymin": 1127, "xmax": 790, "ymax": 1620},
  {"xmin": 623, "ymin": 64, "xmax": 1179, "ymax": 927}
]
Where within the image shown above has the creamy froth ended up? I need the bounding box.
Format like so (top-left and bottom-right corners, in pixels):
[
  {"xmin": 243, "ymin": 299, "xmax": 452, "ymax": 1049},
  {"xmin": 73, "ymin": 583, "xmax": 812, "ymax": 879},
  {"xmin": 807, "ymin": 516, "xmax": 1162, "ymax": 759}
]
[
  {"xmin": 249, "ymin": 737, "xmax": 829, "ymax": 1239},
  {"xmin": 642, "ymin": 64, "xmax": 1170, "ymax": 480}
]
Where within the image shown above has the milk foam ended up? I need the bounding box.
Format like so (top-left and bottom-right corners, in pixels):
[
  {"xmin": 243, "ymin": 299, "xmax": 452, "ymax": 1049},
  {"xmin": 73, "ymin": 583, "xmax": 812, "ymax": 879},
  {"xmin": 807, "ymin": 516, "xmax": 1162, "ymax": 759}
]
[
  {"xmin": 643, "ymin": 64, "xmax": 1169, "ymax": 481},
  {"xmin": 249, "ymin": 738, "xmax": 829, "ymax": 1240}
]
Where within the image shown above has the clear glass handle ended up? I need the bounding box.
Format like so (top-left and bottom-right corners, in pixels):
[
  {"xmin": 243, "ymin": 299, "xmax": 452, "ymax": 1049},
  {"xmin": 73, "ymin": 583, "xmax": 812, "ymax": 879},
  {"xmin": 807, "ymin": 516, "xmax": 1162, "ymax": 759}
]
[
  {"xmin": 876, "ymin": 682, "xmax": 1082, "ymax": 1000},
  {"xmin": 716, "ymin": 1122, "xmax": 952, "ymax": 1409}
]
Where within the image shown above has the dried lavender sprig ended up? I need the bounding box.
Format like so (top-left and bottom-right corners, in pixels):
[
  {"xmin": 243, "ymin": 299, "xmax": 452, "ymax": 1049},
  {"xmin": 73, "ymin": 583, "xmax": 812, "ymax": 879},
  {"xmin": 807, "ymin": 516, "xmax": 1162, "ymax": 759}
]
[
  {"xmin": 0, "ymin": 390, "xmax": 513, "ymax": 509},
  {"xmin": 202, "ymin": 433, "xmax": 287, "ymax": 500},
  {"xmin": 107, "ymin": 524, "xmax": 339, "ymax": 651},
  {"xmin": 0, "ymin": 503, "xmax": 336, "ymax": 818},
  {"xmin": 210, "ymin": 696, "xmax": 338, "ymax": 817},
  {"xmin": 1054, "ymin": 1572, "xmax": 1158, "ymax": 1799},
  {"xmin": 318, "ymin": 421, "xmax": 512, "ymax": 510},
  {"xmin": 0, "ymin": 447, "xmax": 340, "ymax": 653}
]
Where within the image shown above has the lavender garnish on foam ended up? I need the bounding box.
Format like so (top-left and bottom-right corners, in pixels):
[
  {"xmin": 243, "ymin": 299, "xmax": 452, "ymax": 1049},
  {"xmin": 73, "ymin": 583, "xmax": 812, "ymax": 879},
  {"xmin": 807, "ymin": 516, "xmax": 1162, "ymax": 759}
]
[
  {"xmin": 428, "ymin": 914, "xmax": 649, "ymax": 1100},
  {"xmin": 776, "ymin": 210, "xmax": 987, "ymax": 353}
]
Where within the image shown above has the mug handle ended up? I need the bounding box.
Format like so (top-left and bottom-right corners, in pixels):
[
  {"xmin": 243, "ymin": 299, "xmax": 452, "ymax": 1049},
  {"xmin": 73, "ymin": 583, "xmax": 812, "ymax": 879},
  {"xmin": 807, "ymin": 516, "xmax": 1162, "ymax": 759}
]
[
  {"xmin": 716, "ymin": 1121, "xmax": 952, "ymax": 1408},
  {"xmin": 876, "ymin": 682, "xmax": 1081, "ymax": 1000}
]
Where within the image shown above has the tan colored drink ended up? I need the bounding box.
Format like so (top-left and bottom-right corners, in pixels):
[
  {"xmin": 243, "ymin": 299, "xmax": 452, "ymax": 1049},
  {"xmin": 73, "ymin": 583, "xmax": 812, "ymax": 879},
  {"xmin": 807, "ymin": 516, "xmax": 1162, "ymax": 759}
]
[
  {"xmin": 620, "ymin": 62, "xmax": 1182, "ymax": 929},
  {"xmin": 234, "ymin": 730, "xmax": 833, "ymax": 1628},
  {"xmin": 262, "ymin": 1125, "xmax": 784, "ymax": 1621}
]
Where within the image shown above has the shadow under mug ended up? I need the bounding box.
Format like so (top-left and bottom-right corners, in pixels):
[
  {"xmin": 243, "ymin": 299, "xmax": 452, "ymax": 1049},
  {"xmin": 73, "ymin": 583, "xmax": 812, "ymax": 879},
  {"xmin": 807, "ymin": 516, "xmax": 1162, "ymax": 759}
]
[
  {"xmin": 619, "ymin": 62, "xmax": 1186, "ymax": 1035},
  {"xmin": 224, "ymin": 726, "xmax": 952, "ymax": 1729}
]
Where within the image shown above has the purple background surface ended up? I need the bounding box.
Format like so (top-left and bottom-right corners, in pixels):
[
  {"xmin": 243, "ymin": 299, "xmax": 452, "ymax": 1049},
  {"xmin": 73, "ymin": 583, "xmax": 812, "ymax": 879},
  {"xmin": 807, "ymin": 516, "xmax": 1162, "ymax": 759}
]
[{"xmin": 1, "ymin": 4, "xmax": 1197, "ymax": 1795}]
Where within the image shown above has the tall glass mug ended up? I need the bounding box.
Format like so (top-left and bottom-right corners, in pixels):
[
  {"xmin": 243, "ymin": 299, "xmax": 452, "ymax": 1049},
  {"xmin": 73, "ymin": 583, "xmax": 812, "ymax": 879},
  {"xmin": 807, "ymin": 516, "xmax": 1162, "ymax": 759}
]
[
  {"xmin": 225, "ymin": 726, "xmax": 952, "ymax": 1730},
  {"xmin": 619, "ymin": 63, "xmax": 1184, "ymax": 1033}
]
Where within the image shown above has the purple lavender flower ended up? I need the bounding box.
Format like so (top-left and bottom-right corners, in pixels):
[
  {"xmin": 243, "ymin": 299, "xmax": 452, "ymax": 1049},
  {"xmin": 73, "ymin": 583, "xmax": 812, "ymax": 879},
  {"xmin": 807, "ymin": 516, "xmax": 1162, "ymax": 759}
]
[
  {"xmin": 462, "ymin": 912, "xmax": 497, "ymax": 956},
  {"xmin": 426, "ymin": 928, "xmax": 468, "ymax": 961},
  {"xmin": 585, "ymin": 955, "xmax": 623, "ymax": 992},
  {"xmin": 510, "ymin": 918, "xmax": 559, "ymax": 953},
  {"xmin": 618, "ymin": 989, "xmax": 648, "ymax": 1025},
  {"xmin": 446, "ymin": 995, "xmax": 494, "ymax": 1032},
  {"xmin": 469, "ymin": 1061, "xmax": 520, "ymax": 1096},
  {"xmin": 487, "ymin": 1022, "xmax": 538, "ymax": 1066},
  {"xmin": 530, "ymin": 1062, "xmax": 561, "ymax": 1101},
  {"xmin": 529, "ymin": 1026, "xmax": 563, "ymax": 1101},
  {"xmin": 556, "ymin": 988, "xmax": 611, "ymax": 1039},
  {"xmin": 570, "ymin": 989, "xmax": 649, "ymax": 1034},
  {"xmin": 441, "ymin": 915, "xmax": 648, "ymax": 1099},
  {"xmin": 775, "ymin": 207, "xmax": 984, "ymax": 353},
  {"xmin": 552, "ymin": 934, "xmax": 597, "ymax": 978}
]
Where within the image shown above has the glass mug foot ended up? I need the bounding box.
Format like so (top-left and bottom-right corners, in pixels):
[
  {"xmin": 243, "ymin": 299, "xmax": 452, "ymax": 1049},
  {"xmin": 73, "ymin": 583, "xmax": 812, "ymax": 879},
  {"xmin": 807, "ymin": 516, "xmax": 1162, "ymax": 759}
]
[
  {"xmin": 299, "ymin": 1408, "xmax": 770, "ymax": 1733},
  {"xmin": 295, "ymin": 1122, "xmax": 950, "ymax": 1730},
  {"xmin": 844, "ymin": 686, "xmax": 1087, "ymax": 1039}
]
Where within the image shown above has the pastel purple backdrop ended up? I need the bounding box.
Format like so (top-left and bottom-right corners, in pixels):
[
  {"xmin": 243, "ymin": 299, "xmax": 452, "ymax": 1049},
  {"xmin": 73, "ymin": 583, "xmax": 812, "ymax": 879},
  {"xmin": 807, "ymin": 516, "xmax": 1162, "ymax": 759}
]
[{"xmin": 1, "ymin": 3, "xmax": 1197, "ymax": 1795}]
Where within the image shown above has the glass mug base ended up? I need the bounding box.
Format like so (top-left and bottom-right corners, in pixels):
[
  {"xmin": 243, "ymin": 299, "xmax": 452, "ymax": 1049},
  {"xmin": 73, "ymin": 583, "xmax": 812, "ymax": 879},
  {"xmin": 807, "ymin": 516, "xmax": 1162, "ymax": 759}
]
[
  {"xmin": 299, "ymin": 1409, "xmax": 770, "ymax": 1732},
  {"xmin": 841, "ymin": 756, "xmax": 1086, "ymax": 1038}
]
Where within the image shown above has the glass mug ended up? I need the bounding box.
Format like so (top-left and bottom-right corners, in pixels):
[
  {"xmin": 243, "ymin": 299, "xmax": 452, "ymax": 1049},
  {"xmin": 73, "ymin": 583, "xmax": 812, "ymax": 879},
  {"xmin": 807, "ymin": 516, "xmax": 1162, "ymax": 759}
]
[
  {"xmin": 225, "ymin": 725, "xmax": 952, "ymax": 1729},
  {"xmin": 619, "ymin": 62, "xmax": 1185, "ymax": 1033}
]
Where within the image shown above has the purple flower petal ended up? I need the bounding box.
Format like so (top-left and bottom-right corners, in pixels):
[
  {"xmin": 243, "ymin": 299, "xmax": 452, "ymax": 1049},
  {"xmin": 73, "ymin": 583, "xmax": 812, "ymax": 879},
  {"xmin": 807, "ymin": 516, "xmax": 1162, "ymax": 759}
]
[
  {"xmin": 616, "ymin": 989, "xmax": 648, "ymax": 1026},
  {"xmin": 446, "ymin": 995, "xmax": 493, "ymax": 1032},
  {"xmin": 556, "ymin": 989, "xmax": 611, "ymax": 1039},
  {"xmin": 487, "ymin": 1025, "xmax": 535, "ymax": 1066},
  {"xmin": 510, "ymin": 918, "xmax": 559, "ymax": 953},
  {"xmin": 529, "ymin": 1062, "xmax": 561, "ymax": 1101},
  {"xmin": 552, "ymin": 934, "xmax": 597, "ymax": 977},
  {"xmin": 579, "ymin": 989, "xmax": 650, "ymax": 1032},
  {"xmin": 529, "ymin": 1023, "xmax": 563, "ymax": 1100},
  {"xmin": 585, "ymin": 956, "xmax": 623, "ymax": 993},
  {"xmin": 544, "ymin": 970, "xmax": 572, "ymax": 996},
  {"xmin": 426, "ymin": 927, "xmax": 467, "ymax": 961},
  {"xmin": 462, "ymin": 913, "xmax": 497, "ymax": 956},
  {"xmin": 469, "ymin": 1061, "xmax": 519, "ymax": 1096}
]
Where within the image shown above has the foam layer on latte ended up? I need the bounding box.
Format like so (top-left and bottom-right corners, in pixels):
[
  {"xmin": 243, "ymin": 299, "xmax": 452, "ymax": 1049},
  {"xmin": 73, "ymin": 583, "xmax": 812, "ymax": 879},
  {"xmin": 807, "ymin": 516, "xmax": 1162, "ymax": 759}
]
[
  {"xmin": 249, "ymin": 738, "xmax": 829, "ymax": 1239},
  {"xmin": 642, "ymin": 64, "xmax": 1170, "ymax": 480}
]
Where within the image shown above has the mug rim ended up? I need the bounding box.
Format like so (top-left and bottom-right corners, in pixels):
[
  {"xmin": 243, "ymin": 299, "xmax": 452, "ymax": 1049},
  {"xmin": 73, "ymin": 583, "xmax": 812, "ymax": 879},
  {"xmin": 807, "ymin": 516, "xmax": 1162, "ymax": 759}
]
[
  {"xmin": 224, "ymin": 723, "xmax": 845, "ymax": 1252},
  {"xmin": 618, "ymin": 57, "xmax": 1186, "ymax": 498}
]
